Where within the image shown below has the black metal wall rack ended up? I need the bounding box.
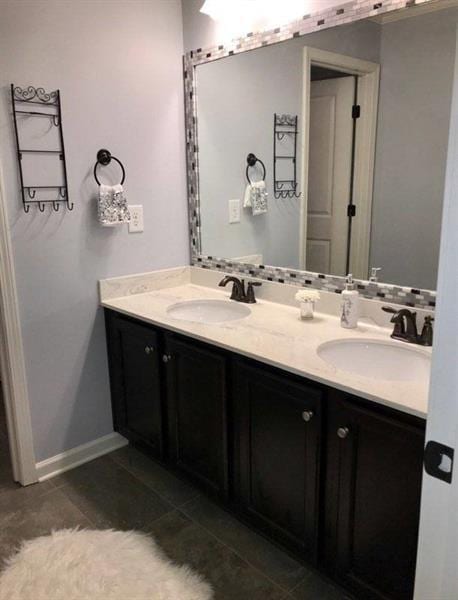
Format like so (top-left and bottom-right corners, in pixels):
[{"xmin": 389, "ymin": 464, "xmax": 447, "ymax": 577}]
[
  {"xmin": 273, "ymin": 113, "xmax": 301, "ymax": 199},
  {"xmin": 11, "ymin": 84, "xmax": 72, "ymax": 213}
]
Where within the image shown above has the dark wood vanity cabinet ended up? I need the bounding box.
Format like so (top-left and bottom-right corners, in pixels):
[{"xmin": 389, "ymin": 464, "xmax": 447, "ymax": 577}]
[
  {"xmin": 164, "ymin": 334, "xmax": 229, "ymax": 499},
  {"xmin": 324, "ymin": 391, "xmax": 425, "ymax": 600},
  {"xmin": 105, "ymin": 311, "xmax": 164, "ymax": 459},
  {"xmin": 104, "ymin": 309, "xmax": 425, "ymax": 600},
  {"xmin": 232, "ymin": 359, "xmax": 323, "ymax": 563}
]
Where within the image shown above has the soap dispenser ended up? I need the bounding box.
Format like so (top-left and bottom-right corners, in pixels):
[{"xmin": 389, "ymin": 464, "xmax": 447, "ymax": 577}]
[{"xmin": 341, "ymin": 274, "xmax": 359, "ymax": 329}]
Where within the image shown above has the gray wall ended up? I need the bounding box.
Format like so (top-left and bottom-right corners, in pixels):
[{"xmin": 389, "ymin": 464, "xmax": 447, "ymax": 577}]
[
  {"xmin": 198, "ymin": 41, "xmax": 303, "ymax": 267},
  {"xmin": 370, "ymin": 8, "xmax": 456, "ymax": 290},
  {"xmin": 0, "ymin": 0, "xmax": 188, "ymax": 462},
  {"xmin": 197, "ymin": 20, "xmax": 381, "ymax": 268}
]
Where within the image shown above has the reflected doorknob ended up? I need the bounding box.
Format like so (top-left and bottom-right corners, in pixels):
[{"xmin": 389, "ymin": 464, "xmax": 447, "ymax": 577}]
[
  {"xmin": 162, "ymin": 354, "xmax": 172, "ymax": 363},
  {"xmin": 337, "ymin": 427, "xmax": 350, "ymax": 439},
  {"xmin": 302, "ymin": 410, "xmax": 314, "ymax": 422},
  {"xmin": 144, "ymin": 346, "xmax": 154, "ymax": 355}
]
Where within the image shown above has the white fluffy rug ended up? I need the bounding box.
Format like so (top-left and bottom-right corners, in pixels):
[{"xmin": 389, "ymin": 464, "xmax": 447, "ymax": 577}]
[{"xmin": 0, "ymin": 529, "xmax": 213, "ymax": 600}]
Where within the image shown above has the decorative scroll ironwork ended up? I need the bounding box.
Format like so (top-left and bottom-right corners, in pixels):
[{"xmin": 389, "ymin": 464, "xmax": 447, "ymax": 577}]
[
  {"xmin": 273, "ymin": 113, "xmax": 301, "ymax": 199},
  {"xmin": 12, "ymin": 85, "xmax": 58, "ymax": 105},
  {"xmin": 275, "ymin": 114, "xmax": 297, "ymax": 128},
  {"xmin": 10, "ymin": 84, "xmax": 73, "ymax": 213}
]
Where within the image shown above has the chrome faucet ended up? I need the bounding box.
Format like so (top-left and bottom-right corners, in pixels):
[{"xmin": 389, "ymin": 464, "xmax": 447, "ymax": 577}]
[
  {"xmin": 382, "ymin": 307, "xmax": 433, "ymax": 346},
  {"xmin": 219, "ymin": 276, "xmax": 262, "ymax": 304}
]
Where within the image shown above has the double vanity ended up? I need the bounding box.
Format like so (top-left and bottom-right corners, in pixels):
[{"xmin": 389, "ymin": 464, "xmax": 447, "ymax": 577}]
[{"xmin": 101, "ymin": 266, "xmax": 430, "ymax": 600}]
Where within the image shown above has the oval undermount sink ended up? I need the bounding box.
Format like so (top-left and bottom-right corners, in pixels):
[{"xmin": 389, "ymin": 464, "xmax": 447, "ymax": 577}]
[
  {"xmin": 167, "ymin": 299, "xmax": 251, "ymax": 324},
  {"xmin": 317, "ymin": 338, "xmax": 430, "ymax": 382}
]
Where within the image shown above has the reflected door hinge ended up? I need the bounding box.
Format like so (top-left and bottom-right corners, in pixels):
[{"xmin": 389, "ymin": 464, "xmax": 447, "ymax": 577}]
[
  {"xmin": 352, "ymin": 104, "xmax": 361, "ymax": 119},
  {"xmin": 347, "ymin": 204, "xmax": 356, "ymax": 218}
]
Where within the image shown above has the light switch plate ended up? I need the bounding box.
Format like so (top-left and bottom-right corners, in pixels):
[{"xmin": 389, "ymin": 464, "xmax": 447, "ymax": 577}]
[
  {"xmin": 229, "ymin": 199, "xmax": 241, "ymax": 224},
  {"xmin": 129, "ymin": 205, "xmax": 144, "ymax": 233}
]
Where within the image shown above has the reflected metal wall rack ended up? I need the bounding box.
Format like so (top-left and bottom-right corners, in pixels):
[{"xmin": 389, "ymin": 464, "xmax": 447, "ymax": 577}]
[
  {"xmin": 273, "ymin": 113, "xmax": 301, "ymax": 199},
  {"xmin": 10, "ymin": 84, "xmax": 73, "ymax": 213}
]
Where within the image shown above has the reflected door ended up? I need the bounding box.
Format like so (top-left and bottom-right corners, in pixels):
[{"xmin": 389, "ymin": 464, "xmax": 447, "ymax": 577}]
[{"xmin": 306, "ymin": 76, "xmax": 354, "ymax": 275}]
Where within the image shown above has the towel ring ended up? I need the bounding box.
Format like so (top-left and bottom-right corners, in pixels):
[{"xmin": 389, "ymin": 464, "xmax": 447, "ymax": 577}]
[
  {"xmin": 93, "ymin": 148, "xmax": 126, "ymax": 185},
  {"xmin": 246, "ymin": 153, "xmax": 266, "ymax": 185}
]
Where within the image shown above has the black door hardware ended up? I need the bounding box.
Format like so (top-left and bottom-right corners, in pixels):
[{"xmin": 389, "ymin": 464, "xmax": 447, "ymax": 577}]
[{"xmin": 424, "ymin": 441, "xmax": 454, "ymax": 484}]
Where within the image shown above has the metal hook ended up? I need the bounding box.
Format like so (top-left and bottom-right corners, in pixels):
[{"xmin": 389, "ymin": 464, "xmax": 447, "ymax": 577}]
[
  {"xmin": 38, "ymin": 202, "xmax": 46, "ymax": 212},
  {"xmin": 67, "ymin": 200, "xmax": 74, "ymax": 211},
  {"xmin": 27, "ymin": 187, "xmax": 36, "ymax": 199},
  {"xmin": 52, "ymin": 115, "xmax": 60, "ymax": 127},
  {"xmin": 53, "ymin": 201, "xmax": 60, "ymax": 212},
  {"xmin": 24, "ymin": 203, "xmax": 30, "ymax": 213},
  {"xmin": 59, "ymin": 187, "xmax": 66, "ymax": 198}
]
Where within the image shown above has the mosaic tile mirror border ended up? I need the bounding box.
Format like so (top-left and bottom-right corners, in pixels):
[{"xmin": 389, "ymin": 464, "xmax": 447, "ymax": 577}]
[{"xmin": 183, "ymin": 0, "xmax": 439, "ymax": 309}]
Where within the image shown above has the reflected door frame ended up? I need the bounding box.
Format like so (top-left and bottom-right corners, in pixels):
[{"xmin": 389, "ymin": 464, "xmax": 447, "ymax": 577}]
[{"xmin": 300, "ymin": 47, "xmax": 380, "ymax": 279}]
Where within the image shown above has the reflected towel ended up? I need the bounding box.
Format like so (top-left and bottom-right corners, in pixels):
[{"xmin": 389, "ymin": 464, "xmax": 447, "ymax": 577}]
[
  {"xmin": 98, "ymin": 184, "xmax": 131, "ymax": 226},
  {"xmin": 244, "ymin": 181, "xmax": 267, "ymax": 216}
]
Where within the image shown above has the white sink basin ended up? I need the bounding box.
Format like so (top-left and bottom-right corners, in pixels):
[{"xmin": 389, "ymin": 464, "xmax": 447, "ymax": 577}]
[
  {"xmin": 167, "ymin": 299, "xmax": 251, "ymax": 324},
  {"xmin": 317, "ymin": 338, "xmax": 430, "ymax": 382}
]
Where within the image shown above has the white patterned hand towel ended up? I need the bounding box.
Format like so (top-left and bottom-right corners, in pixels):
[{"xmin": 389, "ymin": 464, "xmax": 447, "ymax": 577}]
[
  {"xmin": 243, "ymin": 181, "xmax": 267, "ymax": 215},
  {"xmin": 98, "ymin": 184, "xmax": 131, "ymax": 226}
]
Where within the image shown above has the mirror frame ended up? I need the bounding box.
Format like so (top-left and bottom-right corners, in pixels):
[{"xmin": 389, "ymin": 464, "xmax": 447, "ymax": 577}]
[{"xmin": 184, "ymin": 0, "xmax": 439, "ymax": 309}]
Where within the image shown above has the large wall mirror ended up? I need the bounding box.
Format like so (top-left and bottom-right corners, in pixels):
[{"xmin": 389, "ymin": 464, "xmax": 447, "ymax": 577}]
[{"xmin": 190, "ymin": 0, "xmax": 457, "ymax": 293}]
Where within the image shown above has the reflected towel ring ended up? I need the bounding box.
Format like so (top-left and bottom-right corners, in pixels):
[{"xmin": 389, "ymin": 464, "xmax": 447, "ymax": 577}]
[
  {"xmin": 246, "ymin": 153, "xmax": 266, "ymax": 184},
  {"xmin": 93, "ymin": 148, "xmax": 126, "ymax": 186}
]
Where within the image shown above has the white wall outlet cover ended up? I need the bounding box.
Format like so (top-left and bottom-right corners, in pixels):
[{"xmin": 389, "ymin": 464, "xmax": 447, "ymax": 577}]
[
  {"xmin": 229, "ymin": 199, "xmax": 241, "ymax": 224},
  {"xmin": 129, "ymin": 205, "xmax": 144, "ymax": 233}
]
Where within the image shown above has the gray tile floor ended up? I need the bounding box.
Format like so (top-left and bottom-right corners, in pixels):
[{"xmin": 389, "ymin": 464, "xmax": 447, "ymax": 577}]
[{"xmin": 0, "ymin": 393, "xmax": 351, "ymax": 599}]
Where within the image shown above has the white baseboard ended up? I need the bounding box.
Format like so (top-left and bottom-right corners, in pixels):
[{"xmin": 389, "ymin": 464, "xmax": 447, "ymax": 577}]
[{"xmin": 36, "ymin": 432, "xmax": 128, "ymax": 482}]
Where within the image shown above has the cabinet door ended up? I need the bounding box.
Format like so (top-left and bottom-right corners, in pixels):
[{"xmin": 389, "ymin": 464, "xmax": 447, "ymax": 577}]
[
  {"xmin": 105, "ymin": 310, "xmax": 164, "ymax": 458},
  {"xmin": 325, "ymin": 392, "xmax": 425, "ymax": 600},
  {"xmin": 232, "ymin": 360, "xmax": 323, "ymax": 562},
  {"xmin": 164, "ymin": 334, "xmax": 228, "ymax": 498}
]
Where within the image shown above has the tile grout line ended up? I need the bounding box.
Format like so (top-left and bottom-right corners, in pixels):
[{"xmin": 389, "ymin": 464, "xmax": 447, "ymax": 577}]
[
  {"xmin": 55, "ymin": 486, "xmax": 98, "ymax": 530},
  {"xmin": 92, "ymin": 452, "xmax": 348, "ymax": 597},
  {"xmin": 287, "ymin": 568, "xmax": 355, "ymax": 600},
  {"xmin": 172, "ymin": 505, "xmax": 296, "ymax": 596},
  {"xmin": 108, "ymin": 451, "xmax": 201, "ymax": 509},
  {"xmin": 109, "ymin": 452, "xmax": 301, "ymax": 596}
]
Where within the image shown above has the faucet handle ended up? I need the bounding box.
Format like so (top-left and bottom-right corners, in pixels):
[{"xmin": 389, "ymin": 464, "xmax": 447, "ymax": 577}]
[
  {"xmin": 382, "ymin": 306, "xmax": 405, "ymax": 336},
  {"xmin": 382, "ymin": 306, "xmax": 397, "ymax": 314},
  {"xmin": 370, "ymin": 267, "xmax": 382, "ymax": 282},
  {"xmin": 419, "ymin": 315, "xmax": 434, "ymax": 346},
  {"xmin": 246, "ymin": 281, "xmax": 262, "ymax": 304}
]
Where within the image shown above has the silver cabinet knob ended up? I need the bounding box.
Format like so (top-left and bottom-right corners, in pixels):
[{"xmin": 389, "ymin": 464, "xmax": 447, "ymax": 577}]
[
  {"xmin": 337, "ymin": 427, "xmax": 350, "ymax": 439},
  {"xmin": 162, "ymin": 354, "xmax": 172, "ymax": 363},
  {"xmin": 302, "ymin": 410, "xmax": 314, "ymax": 422},
  {"xmin": 144, "ymin": 346, "xmax": 154, "ymax": 355}
]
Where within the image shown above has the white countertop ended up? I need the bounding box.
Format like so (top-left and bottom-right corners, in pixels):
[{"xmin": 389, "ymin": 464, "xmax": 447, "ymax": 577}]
[{"xmin": 101, "ymin": 276, "xmax": 430, "ymax": 419}]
